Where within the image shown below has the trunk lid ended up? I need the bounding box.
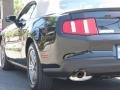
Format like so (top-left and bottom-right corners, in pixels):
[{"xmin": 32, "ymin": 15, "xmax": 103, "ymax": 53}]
[{"xmin": 68, "ymin": 8, "xmax": 120, "ymax": 34}]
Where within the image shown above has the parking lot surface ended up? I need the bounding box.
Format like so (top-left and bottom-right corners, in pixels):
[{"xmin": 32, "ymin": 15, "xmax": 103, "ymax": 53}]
[{"xmin": 0, "ymin": 67, "xmax": 120, "ymax": 90}]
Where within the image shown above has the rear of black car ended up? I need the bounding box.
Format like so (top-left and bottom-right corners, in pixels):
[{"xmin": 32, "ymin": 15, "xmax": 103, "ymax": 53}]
[{"xmin": 54, "ymin": 8, "xmax": 120, "ymax": 78}]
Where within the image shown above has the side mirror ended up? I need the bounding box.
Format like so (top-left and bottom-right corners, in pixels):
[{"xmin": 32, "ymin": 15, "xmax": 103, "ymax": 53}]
[{"xmin": 5, "ymin": 16, "xmax": 16, "ymax": 22}]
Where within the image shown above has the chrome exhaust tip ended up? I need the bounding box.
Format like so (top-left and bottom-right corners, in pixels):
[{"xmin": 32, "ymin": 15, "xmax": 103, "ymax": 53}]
[{"xmin": 69, "ymin": 70, "xmax": 92, "ymax": 81}]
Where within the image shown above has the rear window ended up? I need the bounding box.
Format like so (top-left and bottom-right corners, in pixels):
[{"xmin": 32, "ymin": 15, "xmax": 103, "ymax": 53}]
[
  {"xmin": 36, "ymin": 0, "xmax": 120, "ymax": 16},
  {"xmin": 60, "ymin": 0, "xmax": 120, "ymax": 12}
]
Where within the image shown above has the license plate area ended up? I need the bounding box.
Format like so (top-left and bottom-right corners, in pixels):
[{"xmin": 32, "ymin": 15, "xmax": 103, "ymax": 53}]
[{"xmin": 113, "ymin": 45, "xmax": 120, "ymax": 59}]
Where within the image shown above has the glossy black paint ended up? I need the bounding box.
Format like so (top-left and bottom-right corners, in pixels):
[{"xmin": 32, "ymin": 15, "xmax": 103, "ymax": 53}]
[{"xmin": 32, "ymin": 17, "xmax": 56, "ymax": 50}]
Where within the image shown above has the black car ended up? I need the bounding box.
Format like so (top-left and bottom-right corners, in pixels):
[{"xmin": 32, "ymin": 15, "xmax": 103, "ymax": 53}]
[{"xmin": 1, "ymin": 0, "xmax": 120, "ymax": 90}]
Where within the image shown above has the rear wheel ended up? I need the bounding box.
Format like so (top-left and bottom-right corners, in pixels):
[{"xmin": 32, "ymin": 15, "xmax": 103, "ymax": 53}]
[
  {"xmin": 0, "ymin": 45, "xmax": 14, "ymax": 70},
  {"xmin": 27, "ymin": 43, "xmax": 53, "ymax": 90}
]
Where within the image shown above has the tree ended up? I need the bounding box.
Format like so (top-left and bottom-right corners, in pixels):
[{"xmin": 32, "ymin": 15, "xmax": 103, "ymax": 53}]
[{"xmin": 14, "ymin": 0, "xmax": 24, "ymax": 15}]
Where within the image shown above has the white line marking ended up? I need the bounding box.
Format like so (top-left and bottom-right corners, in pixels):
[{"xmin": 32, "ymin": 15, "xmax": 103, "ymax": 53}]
[
  {"xmin": 70, "ymin": 21, "xmax": 76, "ymax": 33},
  {"xmin": 83, "ymin": 20, "xmax": 89, "ymax": 33}
]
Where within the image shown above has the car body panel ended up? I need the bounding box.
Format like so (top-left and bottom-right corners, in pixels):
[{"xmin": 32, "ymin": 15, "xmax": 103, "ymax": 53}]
[{"xmin": 2, "ymin": 1, "xmax": 120, "ymax": 77}]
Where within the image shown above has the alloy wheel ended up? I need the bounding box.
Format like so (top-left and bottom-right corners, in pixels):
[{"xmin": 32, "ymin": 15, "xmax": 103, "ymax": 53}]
[{"xmin": 28, "ymin": 48, "xmax": 38, "ymax": 86}]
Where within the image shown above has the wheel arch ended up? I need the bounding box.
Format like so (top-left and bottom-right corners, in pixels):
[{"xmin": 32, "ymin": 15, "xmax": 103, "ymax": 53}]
[
  {"xmin": 25, "ymin": 37, "xmax": 34, "ymax": 57},
  {"xmin": 25, "ymin": 37, "xmax": 42, "ymax": 65}
]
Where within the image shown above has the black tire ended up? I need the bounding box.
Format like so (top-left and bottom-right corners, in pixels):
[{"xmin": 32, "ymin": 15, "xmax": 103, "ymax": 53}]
[
  {"xmin": 0, "ymin": 45, "xmax": 14, "ymax": 70},
  {"xmin": 27, "ymin": 43, "xmax": 53, "ymax": 90}
]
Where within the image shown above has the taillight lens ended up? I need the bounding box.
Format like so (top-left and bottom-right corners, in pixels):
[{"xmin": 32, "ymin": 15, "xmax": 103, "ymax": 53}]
[{"xmin": 62, "ymin": 18, "xmax": 98, "ymax": 35}]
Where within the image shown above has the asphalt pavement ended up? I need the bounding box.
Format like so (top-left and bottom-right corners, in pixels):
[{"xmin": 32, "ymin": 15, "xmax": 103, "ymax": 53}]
[
  {"xmin": 0, "ymin": 67, "xmax": 120, "ymax": 90},
  {"xmin": 0, "ymin": 49, "xmax": 120, "ymax": 90}
]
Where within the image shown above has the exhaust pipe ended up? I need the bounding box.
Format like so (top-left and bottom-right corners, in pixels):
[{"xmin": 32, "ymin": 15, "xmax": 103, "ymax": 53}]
[{"xmin": 69, "ymin": 70, "xmax": 92, "ymax": 81}]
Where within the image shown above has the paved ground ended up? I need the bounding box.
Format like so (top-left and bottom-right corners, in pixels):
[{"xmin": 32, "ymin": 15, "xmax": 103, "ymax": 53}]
[
  {"xmin": 1, "ymin": 48, "xmax": 120, "ymax": 90},
  {"xmin": 1, "ymin": 68, "xmax": 120, "ymax": 90}
]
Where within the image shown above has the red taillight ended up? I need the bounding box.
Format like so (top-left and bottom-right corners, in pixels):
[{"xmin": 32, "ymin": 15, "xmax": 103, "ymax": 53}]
[{"xmin": 62, "ymin": 18, "xmax": 98, "ymax": 35}]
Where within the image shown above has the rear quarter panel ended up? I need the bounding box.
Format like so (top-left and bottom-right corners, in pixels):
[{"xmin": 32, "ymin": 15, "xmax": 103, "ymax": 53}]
[
  {"xmin": 33, "ymin": 15, "xmax": 90, "ymax": 65},
  {"xmin": 34, "ymin": 11, "xmax": 120, "ymax": 66}
]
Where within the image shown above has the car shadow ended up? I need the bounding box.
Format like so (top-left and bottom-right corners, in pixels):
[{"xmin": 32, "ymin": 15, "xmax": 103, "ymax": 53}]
[{"xmin": 1, "ymin": 67, "xmax": 120, "ymax": 90}]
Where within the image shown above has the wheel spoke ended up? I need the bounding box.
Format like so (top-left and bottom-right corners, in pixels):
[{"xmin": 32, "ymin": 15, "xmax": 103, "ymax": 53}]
[{"xmin": 28, "ymin": 49, "xmax": 37, "ymax": 85}]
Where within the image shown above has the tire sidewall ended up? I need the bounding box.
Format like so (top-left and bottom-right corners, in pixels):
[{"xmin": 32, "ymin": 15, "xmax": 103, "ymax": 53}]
[{"xmin": 27, "ymin": 43, "xmax": 43, "ymax": 89}]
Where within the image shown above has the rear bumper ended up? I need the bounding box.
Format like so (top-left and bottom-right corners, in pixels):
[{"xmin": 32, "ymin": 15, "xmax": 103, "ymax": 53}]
[
  {"xmin": 57, "ymin": 34, "xmax": 120, "ymax": 41},
  {"xmin": 44, "ymin": 51, "xmax": 120, "ymax": 77}
]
